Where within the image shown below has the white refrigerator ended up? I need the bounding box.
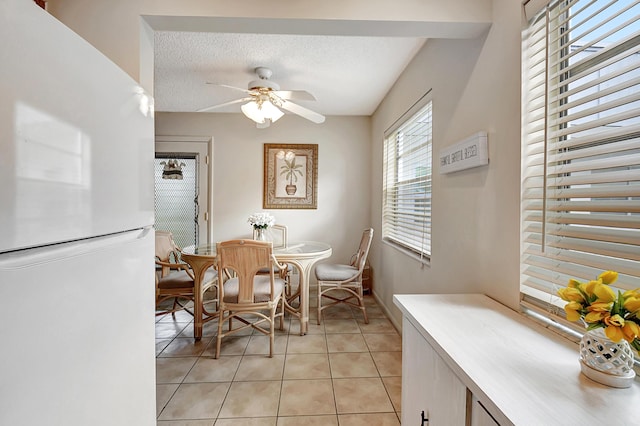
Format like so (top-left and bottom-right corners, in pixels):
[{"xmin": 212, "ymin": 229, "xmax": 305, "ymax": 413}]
[{"xmin": 0, "ymin": 1, "xmax": 156, "ymax": 425}]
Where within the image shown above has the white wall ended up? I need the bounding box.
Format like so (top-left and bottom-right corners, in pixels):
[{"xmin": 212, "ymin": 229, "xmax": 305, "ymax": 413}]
[
  {"xmin": 48, "ymin": 0, "xmax": 524, "ymax": 329},
  {"xmin": 155, "ymin": 113, "xmax": 372, "ymax": 263},
  {"xmin": 371, "ymin": 0, "xmax": 523, "ymax": 327}
]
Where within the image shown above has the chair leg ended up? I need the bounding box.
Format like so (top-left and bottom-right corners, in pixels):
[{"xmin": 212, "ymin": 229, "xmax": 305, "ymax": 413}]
[
  {"xmin": 317, "ymin": 283, "xmax": 323, "ymax": 325},
  {"xmin": 279, "ymin": 296, "xmax": 285, "ymax": 331},
  {"xmin": 359, "ymin": 285, "xmax": 369, "ymax": 324},
  {"xmin": 269, "ymin": 308, "xmax": 275, "ymax": 358},
  {"xmin": 215, "ymin": 311, "xmax": 224, "ymax": 359}
]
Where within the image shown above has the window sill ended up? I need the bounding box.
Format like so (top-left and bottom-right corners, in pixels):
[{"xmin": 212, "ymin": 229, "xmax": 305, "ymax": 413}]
[{"xmin": 382, "ymin": 238, "xmax": 430, "ymax": 266}]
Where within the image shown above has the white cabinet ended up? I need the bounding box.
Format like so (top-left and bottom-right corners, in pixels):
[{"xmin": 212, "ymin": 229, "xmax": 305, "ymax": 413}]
[
  {"xmin": 402, "ymin": 317, "xmax": 467, "ymax": 425},
  {"xmin": 470, "ymin": 396, "xmax": 500, "ymax": 426},
  {"xmin": 394, "ymin": 294, "xmax": 640, "ymax": 425}
]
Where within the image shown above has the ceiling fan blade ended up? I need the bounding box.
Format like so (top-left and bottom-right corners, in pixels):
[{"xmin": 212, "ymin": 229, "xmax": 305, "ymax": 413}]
[
  {"xmin": 206, "ymin": 82, "xmax": 251, "ymax": 94},
  {"xmin": 197, "ymin": 97, "xmax": 250, "ymax": 112},
  {"xmin": 273, "ymin": 90, "xmax": 316, "ymax": 102},
  {"xmin": 279, "ymin": 100, "xmax": 325, "ymax": 124}
]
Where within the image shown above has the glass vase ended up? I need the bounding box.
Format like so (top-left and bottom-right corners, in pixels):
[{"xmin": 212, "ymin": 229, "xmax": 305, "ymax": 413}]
[{"xmin": 254, "ymin": 227, "xmax": 267, "ymax": 241}]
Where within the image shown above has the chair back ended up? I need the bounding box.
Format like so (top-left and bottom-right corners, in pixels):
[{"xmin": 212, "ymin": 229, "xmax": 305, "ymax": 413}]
[
  {"xmin": 252, "ymin": 224, "xmax": 288, "ymax": 248},
  {"xmin": 216, "ymin": 239, "xmax": 277, "ymax": 304},
  {"xmin": 351, "ymin": 228, "xmax": 374, "ymax": 273},
  {"xmin": 155, "ymin": 231, "xmax": 182, "ymax": 277},
  {"xmin": 155, "ymin": 231, "xmax": 178, "ymax": 261}
]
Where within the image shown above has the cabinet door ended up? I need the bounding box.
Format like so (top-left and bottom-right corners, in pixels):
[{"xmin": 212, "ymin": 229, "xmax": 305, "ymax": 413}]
[
  {"xmin": 402, "ymin": 318, "xmax": 467, "ymax": 425},
  {"xmin": 471, "ymin": 396, "xmax": 500, "ymax": 426}
]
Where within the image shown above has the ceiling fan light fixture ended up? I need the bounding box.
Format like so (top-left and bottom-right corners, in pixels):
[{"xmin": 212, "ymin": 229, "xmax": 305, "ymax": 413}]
[
  {"xmin": 261, "ymin": 100, "xmax": 284, "ymax": 122},
  {"xmin": 241, "ymin": 101, "xmax": 265, "ymax": 123},
  {"xmin": 241, "ymin": 100, "xmax": 283, "ymax": 124}
]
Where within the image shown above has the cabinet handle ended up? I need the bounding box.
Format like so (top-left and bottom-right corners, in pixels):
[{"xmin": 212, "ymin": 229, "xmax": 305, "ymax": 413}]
[{"xmin": 421, "ymin": 410, "xmax": 429, "ymax": 425}]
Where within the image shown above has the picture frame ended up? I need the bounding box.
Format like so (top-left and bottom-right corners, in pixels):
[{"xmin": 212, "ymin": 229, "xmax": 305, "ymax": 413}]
[{"xmin": 263, "ymin": 143, "xmax": 318, "ymax": 209}]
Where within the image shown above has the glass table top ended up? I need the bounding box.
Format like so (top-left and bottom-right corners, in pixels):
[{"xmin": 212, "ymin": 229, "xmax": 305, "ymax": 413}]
[{"xmin": 182, "ymin": 241, "xmax": 331, "ymax": 257}]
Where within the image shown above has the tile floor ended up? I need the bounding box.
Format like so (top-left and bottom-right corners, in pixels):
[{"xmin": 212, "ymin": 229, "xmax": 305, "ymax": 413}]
[{"xmin": 155, "ymin": 286, "xmax": 402, "ymax": 425}]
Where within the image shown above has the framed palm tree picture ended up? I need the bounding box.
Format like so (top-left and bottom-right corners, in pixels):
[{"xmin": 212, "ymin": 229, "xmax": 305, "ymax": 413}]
[{"xmin": 263, "ymin": 143, "xmax": 318, "ymax": 209}]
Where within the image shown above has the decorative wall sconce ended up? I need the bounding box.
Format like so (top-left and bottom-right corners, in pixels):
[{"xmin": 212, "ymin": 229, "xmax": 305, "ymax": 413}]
[{"xmin": 160, "ymin": 159, "xmax": 186, "ymax": 180}]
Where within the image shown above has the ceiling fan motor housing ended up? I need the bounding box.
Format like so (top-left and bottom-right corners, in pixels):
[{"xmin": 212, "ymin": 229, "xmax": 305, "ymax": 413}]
[{"xmin": 248, "ymin": 66, "xmax": 280, "ymax": 91}]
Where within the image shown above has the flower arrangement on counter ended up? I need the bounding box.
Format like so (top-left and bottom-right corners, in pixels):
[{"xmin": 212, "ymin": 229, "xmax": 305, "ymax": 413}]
[
  {"xmin": 247, "ymin": 212, "xmax": 275, "ymax": 230},
  {"xmin": 557, "ymin": 270, "xmax": 640, "ymax": 354}
]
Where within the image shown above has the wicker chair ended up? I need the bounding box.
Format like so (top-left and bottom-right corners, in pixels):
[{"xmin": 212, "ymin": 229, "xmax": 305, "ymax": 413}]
[
  {"xmin": 315, "ymin": 228, "xmax": 374, "ymax": 324},
  {"xmin": 215, "ymin": 239, "xmax": 286, "ymax": 358},
  {"xmin": 155, "ymin": 231, "xmax": 217, "ymax": 317}
]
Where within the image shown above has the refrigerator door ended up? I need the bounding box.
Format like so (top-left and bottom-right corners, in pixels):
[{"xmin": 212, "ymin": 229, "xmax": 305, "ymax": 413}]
[
  {"xmin": 0, "ymin": 228, "xmax": 156, "ymax": 426},
  {"xmin": 0, "ymin": 0, "xmax": 154, "ymax": 253}
]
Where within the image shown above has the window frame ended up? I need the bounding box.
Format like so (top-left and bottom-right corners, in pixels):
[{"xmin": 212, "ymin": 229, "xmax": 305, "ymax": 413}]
[
  {"xmin": 520, "ymin": 0, "xmax": 640, "ymax": 331},
  {"xmin": 382, "ymin": 94, "xmax": 433, "ymax": 263}
]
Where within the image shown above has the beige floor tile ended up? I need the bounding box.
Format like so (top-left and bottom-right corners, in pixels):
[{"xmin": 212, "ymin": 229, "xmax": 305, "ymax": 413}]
[
  {"xmin": 215, "ymin": 418, "xmax": 276, "ymax": 426},
  {"xmin": 278, "ymin": 379, "xmax": 336, "ymax": 416},
  {"xmin": 371, "ymin": 352, "xmax": 402, "ymax": 376},
  {"xmin": 289, "ymin": 320, "xmax": 325, "ymax": 335},
  {"xmin": 155, "ymin": 293, "xmax": 402, "ymax": 425},
  {"xmin": 203, "ymin": 336, "xmax": 250, "ymax": 357},
  {"xmin": 156, "ymin": 322, "xmax": 190, "ymax": 339},
  {"xmin": 157, "ymin": 310, "xmax": 196, "ymax": 323},
  {"xmin": 178, "ymin": 320, "xmax": 220, "ymax": 338},
  {"xmin": 382, "ymin": 376, "xmax": 402, "ymax": 412},
  {"xmin": 357, "ymin": 318, "xmax": 397, "ymax": 334},
  {"xmin": 218, "ymin": 381, "xmax": 281, "ymax": 418},
  {"xmin": 326, "ymin": 333, "xmax": 368, "ymax": 353},
  {"xmin": 286, "ymin": 334, "xmax": 327, "ymax": 354},
  {"xmin": 277, "ymin": 415, "xmax": 338, "ymax": 425},
  {"xmin": 159, "ymin": 337, "xmax": 212, "ymax": 358},
  {"xmin": 156, "ymin": 357, "xmax": 198, "ymax": 384},
  {"xmin": 156, "ymin": 384, "xmax": 179, "ymax": 417},
  {"xmin": 157, "ymin": 339, "xmax": 173, "ymax": 355},
  {"xmin": 329, "ymin": 352, "xmax": 379, "ymax": 378},
  {"xmin": 245, "ymin": 334, "xmax": 288, "ymax": 355},
  {"xmin": 158, "ymin": 382, "xmax": 229, "ymax": 420},
  {"xmin": 337, "ymin": 413, "xmax": 400, "ymax": 425},
  {"xmin": 233, "ymin": 355, "xmax": 285, "ymax": 381},
  {"xmin": 333, "ymin": 378, "xmax": 394, "ymax": 414},
  {"xmin": 321, "ymin": 305, "xmax": 355, "ymax": 319},
  {"xmin": 363, "ymin": 333, "xmax": 402, "ymax": 352},
  {"xmin": 354, "ymin": 305, "xmax": 388, "ymax": 319},
  {"xmin": 184, "ymin": 356, "xmax": 241, "ymax": 383},
  {"xmin": 323, "ymin": 319, "xmax": 360, "ymax": 334},
  {"xmin": 283, "ymin": 353, "xmax": 331, "ymax": 379},
  {"xmin": 362, "ymin": 296, "xmax": 378, "ymax": 307}
]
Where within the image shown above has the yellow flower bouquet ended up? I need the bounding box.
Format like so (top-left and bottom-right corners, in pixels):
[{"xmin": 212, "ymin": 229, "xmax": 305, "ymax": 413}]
[{"xmin": 557, "ymin": 270, "xmax": 640, "ymax": 355}]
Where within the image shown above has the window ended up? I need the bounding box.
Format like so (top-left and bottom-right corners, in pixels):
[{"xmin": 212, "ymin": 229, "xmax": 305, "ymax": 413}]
[
  {"xmin": 521, "ymin": 0, "xmax": 640, "ymax": 321},
  {"xmin": 382, "ymin": 98, "xmax": 433, "ymax": 261}
]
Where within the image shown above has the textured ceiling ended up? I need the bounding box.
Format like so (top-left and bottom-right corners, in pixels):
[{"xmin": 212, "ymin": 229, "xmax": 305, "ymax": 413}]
[{"xmin": 153, "ymin": 31, "xmax": 426, "ymax": 117}]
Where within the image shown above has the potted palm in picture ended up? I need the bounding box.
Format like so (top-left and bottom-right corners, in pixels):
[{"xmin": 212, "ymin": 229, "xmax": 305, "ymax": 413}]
[{"xmin": 280, "ymin": 154, "xmax": 304, "ymax": 195}]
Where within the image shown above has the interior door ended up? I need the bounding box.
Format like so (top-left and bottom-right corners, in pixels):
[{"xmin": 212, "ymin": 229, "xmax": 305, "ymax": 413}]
[{"xmin": 155, "ymin": 137, "xmax": 211, "ymax": 247}]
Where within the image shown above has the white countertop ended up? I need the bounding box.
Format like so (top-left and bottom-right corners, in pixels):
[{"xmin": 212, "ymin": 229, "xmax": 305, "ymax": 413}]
[{"xmin": 394, "ymin": 294, "xmax": 640, "ymax": 425}]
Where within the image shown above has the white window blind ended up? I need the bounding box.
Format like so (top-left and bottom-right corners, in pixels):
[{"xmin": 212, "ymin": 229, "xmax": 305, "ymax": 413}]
[
  {"xmin": 521, "ymin": 0, "xmax": 640, "ymax": 318},
  {"xmin": 382, "ymin": 99, "xmax": 432, "ymax": 260}
]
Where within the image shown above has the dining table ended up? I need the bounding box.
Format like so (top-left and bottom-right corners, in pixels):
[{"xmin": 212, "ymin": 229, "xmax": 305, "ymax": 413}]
[{"xmin": 181, "ymin": 240, "xmax": 332, "ymax": 339}]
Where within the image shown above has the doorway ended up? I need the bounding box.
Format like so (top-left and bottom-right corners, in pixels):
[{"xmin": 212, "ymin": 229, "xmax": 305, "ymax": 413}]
[{"xmin": 155, "ymin": 137, "xmax": 212, "ymax": 248}]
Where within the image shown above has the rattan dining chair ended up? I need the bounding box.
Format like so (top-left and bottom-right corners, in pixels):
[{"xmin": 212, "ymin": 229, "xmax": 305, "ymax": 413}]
[
  {"xmin": 315, "ymin": 228, "xmax": 374, "ymax": 324},
  {"xmin": 154, "ymin": 231, "xmax": 217, "ymax": 317},
  {"xmin": 215, "ymin": 239, "xmax": 286, "ymax": 358}
]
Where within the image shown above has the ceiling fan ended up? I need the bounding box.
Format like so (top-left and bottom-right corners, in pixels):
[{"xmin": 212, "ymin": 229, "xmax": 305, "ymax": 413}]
[{"xmin": 197, "ymin": 67, "xmax": 326, "ymax": 128}]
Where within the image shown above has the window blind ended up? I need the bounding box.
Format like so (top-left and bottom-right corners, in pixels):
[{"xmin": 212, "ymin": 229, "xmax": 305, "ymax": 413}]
[
  {"xmin": 382, "ymin": 100, "xmax": 433, "ymax": 260},
  {"xmin": 521, "ymin": 0, "xmax": 640, "ymax": 318}
]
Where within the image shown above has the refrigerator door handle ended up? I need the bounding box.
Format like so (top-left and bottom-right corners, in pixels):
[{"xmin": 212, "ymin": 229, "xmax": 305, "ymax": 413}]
[{"xmin": 0, "ymin": 227, "xmax": 153, "ymax": 269}]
